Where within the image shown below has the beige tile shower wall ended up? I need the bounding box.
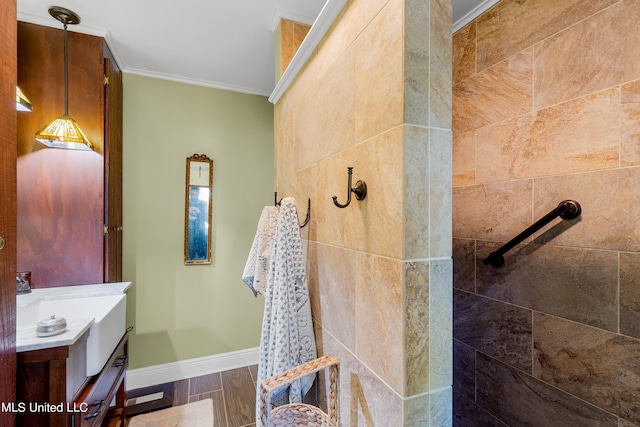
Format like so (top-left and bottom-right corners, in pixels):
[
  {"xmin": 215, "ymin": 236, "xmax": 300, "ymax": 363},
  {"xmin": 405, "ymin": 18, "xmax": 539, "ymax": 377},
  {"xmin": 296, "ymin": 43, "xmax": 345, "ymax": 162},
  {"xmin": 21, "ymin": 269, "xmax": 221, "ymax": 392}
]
[
  {"xmin": 275, "ymin": 0, "xmax": 405, "ymax": 420},
  {"xmin": 275, "ymin": 0, "xmax": 452, "ymax": 425},
  {"xmin": 453, "ymin": 0, "xmax": 640, "ymax": 425}
]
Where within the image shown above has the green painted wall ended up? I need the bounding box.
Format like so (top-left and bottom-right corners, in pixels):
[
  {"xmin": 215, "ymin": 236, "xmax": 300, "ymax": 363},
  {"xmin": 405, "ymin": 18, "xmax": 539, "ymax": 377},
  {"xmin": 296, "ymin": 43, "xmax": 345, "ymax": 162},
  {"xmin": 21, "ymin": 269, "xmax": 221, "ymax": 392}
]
[{"xmin": 122, "ymin": 74, "xmax": 273, "ymax": 369}]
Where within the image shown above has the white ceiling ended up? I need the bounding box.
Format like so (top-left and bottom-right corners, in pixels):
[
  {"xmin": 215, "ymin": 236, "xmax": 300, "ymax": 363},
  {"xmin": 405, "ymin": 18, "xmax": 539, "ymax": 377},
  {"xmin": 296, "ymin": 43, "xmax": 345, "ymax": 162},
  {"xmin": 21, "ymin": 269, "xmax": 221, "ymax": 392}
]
[{"xmin": 16, "ymin": 0, "xmax": 493, "ymax": 97}]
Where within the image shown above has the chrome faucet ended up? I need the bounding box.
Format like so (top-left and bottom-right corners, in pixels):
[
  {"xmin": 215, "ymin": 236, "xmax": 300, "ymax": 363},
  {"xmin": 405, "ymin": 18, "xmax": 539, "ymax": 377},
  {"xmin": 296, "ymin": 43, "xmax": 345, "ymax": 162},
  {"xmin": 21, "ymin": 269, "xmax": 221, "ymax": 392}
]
[{"xmin": 16, "ymin": 272, "xmax": 31, "ymax": 294}]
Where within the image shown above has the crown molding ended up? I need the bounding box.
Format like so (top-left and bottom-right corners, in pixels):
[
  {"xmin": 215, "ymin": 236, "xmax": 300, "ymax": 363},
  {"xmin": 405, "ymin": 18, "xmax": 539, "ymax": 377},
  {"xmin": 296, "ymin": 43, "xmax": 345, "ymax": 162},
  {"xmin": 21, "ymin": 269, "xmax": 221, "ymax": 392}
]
[
  {"xmin": 103, "ymin": 31, "xmax": 126, "ymax": 72},
  {"xmin": 268, "ymin": 0, "xmax": 347, "ymax": 104},
  {"xmin": 452, "ymin": 0, "xmax": 500, "ymax": 33},
  {"xmin": 123, "ymin": 68, "xmax": 271, "ymax": 96},
  {"xmin": 18, "ymin": 11, "xmax": 127, "ymax": 72},
  {"xmin": 17, "ymin": 11, "xmax": 107, "ymax": 37},
  {"xmin": 268, "ymin": 7, "xmax": 317, "ymax": 33},
  {"xmin": 18, "ymin": 11, "xmax": 267, "ymax": 95}
]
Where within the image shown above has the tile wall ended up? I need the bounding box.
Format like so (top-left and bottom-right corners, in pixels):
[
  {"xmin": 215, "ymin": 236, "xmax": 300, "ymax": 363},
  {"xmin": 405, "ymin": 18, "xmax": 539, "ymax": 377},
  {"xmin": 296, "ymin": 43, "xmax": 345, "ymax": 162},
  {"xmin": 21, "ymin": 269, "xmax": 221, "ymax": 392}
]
[
  {"xmin": 452, "ymin": 0, "xmax": 640, "ymax": 425},
  {"xmin": 274, "ymin": 0, "xmax": 452, "ymax": 424},
  {"xmin": 278, "ymin": 19, "xmax": 311, "ymax": 78}
]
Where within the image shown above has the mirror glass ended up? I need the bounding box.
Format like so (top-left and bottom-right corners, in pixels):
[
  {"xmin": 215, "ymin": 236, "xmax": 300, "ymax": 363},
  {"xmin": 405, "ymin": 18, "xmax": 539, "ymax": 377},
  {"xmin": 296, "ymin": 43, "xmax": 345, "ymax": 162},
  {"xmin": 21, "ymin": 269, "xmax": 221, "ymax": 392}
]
[{"xmin": 184, "ymin": 154, "xmax": 213, "ymax": 264}]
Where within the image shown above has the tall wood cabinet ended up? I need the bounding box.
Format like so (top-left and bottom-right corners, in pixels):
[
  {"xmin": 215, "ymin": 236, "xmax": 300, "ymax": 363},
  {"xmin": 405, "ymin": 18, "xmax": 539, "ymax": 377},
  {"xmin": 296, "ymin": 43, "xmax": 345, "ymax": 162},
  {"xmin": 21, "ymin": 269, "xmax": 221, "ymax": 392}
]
[
  {"xmin": 16, "ymin": 22, "xmax": 123, "ymax": 287},
  {"xmin": 104, "ymin": 54, "xmax": 123, "ymax": 283},
  {"xmin": 0, "ymin": 1, "xmax": 18, "ymax": 426}
]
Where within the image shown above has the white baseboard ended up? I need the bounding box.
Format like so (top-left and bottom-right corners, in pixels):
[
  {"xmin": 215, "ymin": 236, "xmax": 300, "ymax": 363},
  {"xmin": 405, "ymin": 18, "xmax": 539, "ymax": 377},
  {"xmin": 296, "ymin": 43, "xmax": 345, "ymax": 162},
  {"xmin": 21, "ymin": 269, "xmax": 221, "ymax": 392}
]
[{"xmin": 126, "ymin": 347, "xmax": 259, "ymax": 391}]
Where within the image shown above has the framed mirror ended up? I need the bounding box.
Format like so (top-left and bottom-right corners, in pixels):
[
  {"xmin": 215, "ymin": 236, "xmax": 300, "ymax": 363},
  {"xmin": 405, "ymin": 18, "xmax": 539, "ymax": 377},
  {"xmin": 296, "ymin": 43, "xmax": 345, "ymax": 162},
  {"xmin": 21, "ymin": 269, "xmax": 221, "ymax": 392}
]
[{"xmin": 184, "ymin": 154, "xmax": 213, "ymax": 264}]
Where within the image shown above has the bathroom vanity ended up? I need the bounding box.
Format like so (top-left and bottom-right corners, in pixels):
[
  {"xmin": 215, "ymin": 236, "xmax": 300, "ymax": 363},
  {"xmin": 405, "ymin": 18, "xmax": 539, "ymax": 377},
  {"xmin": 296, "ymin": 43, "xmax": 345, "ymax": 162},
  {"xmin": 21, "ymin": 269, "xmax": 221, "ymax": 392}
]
[{"xmin": 16, "ymin": 283, "xmax": 130, "ymax": 427}]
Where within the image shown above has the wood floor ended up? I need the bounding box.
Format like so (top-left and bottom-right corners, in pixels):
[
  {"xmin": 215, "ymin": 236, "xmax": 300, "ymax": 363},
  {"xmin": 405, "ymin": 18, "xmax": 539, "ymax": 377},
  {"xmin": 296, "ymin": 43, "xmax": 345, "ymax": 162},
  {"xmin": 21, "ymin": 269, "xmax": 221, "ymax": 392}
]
[{"xmin": 125, "ymin": 364, "xmax": 258, "ymax": 427}]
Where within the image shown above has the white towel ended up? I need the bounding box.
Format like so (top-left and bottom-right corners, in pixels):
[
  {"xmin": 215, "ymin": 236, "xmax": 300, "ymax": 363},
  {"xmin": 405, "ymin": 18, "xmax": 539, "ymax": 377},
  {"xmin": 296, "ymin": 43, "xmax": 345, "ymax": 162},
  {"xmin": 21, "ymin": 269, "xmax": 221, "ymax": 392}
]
[
  {"xmin": 256, "ymin": 197, "xmax": 317, "ymax": 427},
  {"xmin": 242, "ymin": 206, "xmax": 279, "ymax": 296}
]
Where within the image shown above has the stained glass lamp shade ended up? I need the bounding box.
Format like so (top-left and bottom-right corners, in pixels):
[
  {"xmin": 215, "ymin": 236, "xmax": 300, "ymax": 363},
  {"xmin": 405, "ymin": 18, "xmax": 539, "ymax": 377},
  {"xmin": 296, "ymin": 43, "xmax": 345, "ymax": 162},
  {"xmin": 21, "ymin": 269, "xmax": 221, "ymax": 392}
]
[
  {"xmin": 34, "ymin": 114, "xmax": 92, "ymax": 150},
  {"xmin": 34, "ymin": 6, "xmax": 93, "ymax": 151}
]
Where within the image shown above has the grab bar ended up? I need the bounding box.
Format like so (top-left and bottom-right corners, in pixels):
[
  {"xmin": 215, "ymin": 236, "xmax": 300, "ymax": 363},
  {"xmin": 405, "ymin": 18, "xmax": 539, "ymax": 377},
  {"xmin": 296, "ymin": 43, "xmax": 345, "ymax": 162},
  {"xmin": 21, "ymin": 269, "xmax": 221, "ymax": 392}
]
[{"xmin": 482, "ymin": 200, "xmax": 581, "ymax": 268}]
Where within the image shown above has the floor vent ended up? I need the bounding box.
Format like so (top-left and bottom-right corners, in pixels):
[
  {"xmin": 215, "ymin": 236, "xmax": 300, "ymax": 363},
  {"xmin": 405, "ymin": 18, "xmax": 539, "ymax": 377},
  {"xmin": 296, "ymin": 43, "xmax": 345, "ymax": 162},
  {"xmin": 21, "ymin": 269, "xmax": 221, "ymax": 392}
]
[{"xmin": 125, "ymin": 382, "xmax": 174, "ymax": 417}]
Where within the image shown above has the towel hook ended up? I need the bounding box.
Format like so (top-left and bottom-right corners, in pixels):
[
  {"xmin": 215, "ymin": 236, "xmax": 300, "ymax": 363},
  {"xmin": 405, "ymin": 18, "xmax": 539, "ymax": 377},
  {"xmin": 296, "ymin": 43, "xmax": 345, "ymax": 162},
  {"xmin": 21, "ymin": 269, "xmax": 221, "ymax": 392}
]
[
  {"xmin": 274, "ymin": 192, "xmax": 311, "ymax": 228},
  {"xmin": 332, "ymin": 167, "xmax": 367, "ymax": 208},
  {"xmin": 300, "ymin": 198, "xmax": 311, "ymax": 228}
]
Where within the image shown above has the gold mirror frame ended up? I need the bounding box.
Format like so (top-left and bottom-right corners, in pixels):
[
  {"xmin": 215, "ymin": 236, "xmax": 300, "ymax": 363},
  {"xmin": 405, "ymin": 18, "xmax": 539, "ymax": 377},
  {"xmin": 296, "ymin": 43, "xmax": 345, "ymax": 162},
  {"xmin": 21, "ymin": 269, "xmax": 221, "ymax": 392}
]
[{"xmin": 184, "ymin": 154, "xmax": 213, "ymax": 264}]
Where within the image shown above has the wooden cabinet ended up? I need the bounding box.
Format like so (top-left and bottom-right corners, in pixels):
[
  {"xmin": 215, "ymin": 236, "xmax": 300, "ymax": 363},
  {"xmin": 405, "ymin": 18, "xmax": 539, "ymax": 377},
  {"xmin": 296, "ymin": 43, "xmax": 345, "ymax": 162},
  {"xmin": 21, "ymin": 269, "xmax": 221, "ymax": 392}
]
[
  {"xmin": 17, "ymin": 331, "xmax": 128, "ymax": 427},
  {"xmin": 0, "ymin": 1, "xmax": 18, "ymax": 426},
  {"xmin": 16, "ymin": 22, "xmax": 123, "ymax": 287},
  {"xmin": 103, "ymin": 53, "xmax": 123, "ymax": 283},
  {"xmin": 74, "ymin": 333, "xmax": 128, "ymax": 427},
  {"xmin": 17, "ymin": 332, "xmax": 90, "ymax": 427}
]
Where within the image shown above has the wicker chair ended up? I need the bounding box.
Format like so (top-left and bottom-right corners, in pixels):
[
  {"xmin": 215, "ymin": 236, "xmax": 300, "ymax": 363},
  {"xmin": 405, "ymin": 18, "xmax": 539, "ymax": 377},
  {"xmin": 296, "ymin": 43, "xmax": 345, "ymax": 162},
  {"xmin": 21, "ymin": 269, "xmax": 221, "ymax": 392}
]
[{"xmin": 259, "ymin": 355, "xmax": 340, "ymax": 427}]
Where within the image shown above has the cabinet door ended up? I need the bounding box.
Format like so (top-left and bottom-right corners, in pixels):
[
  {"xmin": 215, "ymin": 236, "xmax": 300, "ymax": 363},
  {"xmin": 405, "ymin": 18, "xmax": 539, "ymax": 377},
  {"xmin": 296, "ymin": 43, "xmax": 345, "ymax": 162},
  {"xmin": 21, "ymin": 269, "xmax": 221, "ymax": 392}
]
[
  {"xmin": 17, "ymin": 23, "xmax": 105, "ymax": 287},
  {"xmin": 103, "ymin": 54, "xmax": 123, "ymax": 282},
  {"xmin": 0, "ymin": 1, "xmax": 17, "ymax": 424}
]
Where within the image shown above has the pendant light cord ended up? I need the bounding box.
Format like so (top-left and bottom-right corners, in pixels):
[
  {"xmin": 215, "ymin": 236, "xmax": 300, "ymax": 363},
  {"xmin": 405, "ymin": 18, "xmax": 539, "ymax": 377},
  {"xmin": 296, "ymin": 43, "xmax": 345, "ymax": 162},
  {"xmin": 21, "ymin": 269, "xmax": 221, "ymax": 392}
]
[{"xmin": 63, "ymin": 22, "xmax": 68, "ymax": 116}]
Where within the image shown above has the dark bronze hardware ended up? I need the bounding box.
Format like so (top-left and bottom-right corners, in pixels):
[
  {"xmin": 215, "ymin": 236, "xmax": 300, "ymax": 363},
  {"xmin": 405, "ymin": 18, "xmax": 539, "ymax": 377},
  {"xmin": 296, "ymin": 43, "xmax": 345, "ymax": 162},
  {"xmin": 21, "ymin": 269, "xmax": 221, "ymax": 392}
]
[
  {"xmin": 483, "ymin": 200, "xmax": 581, "ymax": 268},
  {"xmin": 115, "ymin": 355, "xmax": 129, "ymax": 367},
  {"xmin": 274, "ymin": 192, "xmax": 311, "ymax": 228},
  {"xmin": 332, "ymin": 167, "xmax": 367, "ymax": 208},
  {"xmin": 299, "ymin": 198, "xmax": 310, "ymax": 228}
]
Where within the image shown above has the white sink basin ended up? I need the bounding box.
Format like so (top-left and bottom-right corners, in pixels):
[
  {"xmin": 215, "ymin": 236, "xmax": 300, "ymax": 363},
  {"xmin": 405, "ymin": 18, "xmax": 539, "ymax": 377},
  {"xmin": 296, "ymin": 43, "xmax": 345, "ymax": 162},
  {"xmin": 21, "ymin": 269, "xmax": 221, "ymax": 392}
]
[{"xmin": 18, "ymin": 294, "xmax": 127, "ymax": 376}]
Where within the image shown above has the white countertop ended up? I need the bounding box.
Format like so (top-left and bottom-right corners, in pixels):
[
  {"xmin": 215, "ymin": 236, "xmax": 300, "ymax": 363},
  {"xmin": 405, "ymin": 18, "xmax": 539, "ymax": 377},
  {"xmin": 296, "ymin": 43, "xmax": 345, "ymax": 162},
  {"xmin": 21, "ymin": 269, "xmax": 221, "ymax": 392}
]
[
  {"xmin": 16, "ymin": 282, "xmax": 131, "ymax": 353},
  {"xmin": 17, "ymin": 318, "xmax": 94, "ymax": 352}
]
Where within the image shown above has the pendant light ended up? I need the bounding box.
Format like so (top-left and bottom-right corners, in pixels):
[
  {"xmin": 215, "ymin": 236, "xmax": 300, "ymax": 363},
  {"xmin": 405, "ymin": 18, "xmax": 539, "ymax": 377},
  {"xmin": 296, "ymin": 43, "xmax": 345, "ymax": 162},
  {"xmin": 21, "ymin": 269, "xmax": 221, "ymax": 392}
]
[
  {"xmin": 34, "ymin": 6, "xmax": 93, "ymax": 151},
  {"xmin": 16, "ymin": 87, "xmax": 33, "ymax": 112}
]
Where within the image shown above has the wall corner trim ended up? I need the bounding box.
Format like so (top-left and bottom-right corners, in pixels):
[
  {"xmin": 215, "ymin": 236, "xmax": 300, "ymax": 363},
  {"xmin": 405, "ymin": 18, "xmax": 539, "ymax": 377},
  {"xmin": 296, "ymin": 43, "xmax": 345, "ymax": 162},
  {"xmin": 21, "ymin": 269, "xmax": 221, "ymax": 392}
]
[
  {"xmin": 268, "ymin": 0, "xmax": 347, "ymax": 104},
  {"xmin": 125, "ymin": 347, "xmax": 259, "ymax": 391}
]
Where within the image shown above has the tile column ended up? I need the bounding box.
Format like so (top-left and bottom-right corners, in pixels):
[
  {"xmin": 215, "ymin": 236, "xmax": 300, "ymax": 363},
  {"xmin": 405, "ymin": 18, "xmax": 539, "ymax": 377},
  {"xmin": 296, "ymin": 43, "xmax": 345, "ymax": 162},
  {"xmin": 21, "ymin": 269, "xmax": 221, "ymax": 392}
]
[{"xmin": 403, "ymin": 0, "xmax": 453, "ymax": 425}]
